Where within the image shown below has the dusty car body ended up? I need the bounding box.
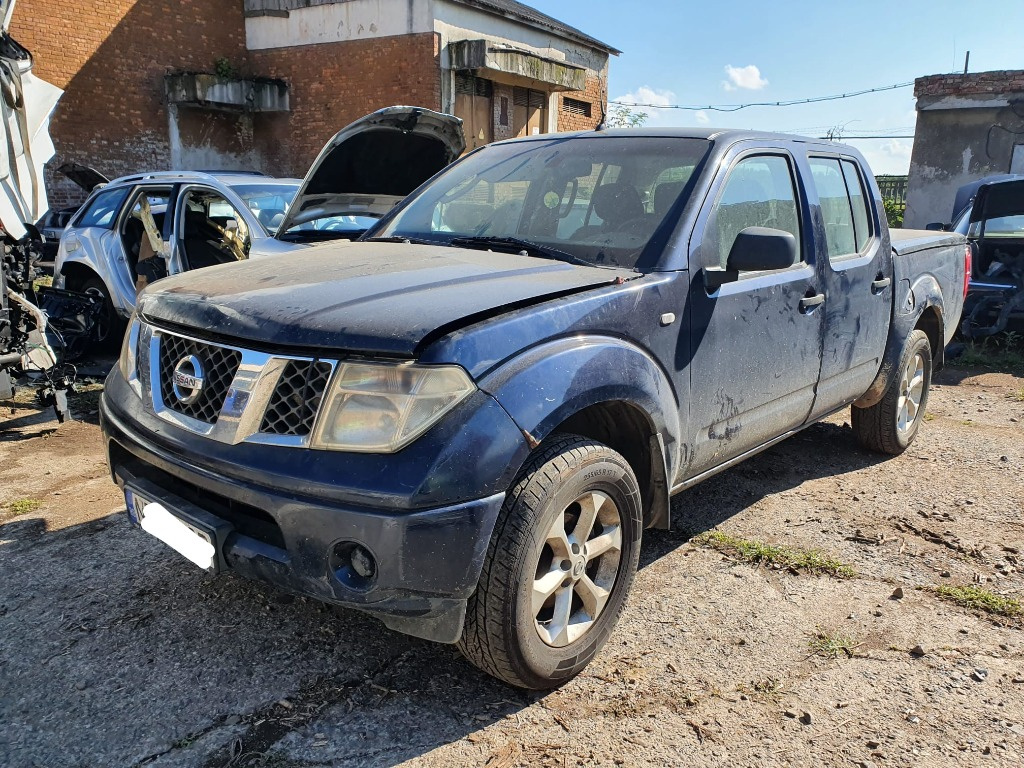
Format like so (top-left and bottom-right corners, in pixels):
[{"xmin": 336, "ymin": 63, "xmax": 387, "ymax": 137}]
[
  {"xmin": 943, "ymin": 176, "xmax": 1024, "ymax": 336},
  {"xmin": 53, "ymin": 107, "xmax": 465, "ymax": 343},
  {"xmin": 102, "ymin": 127, "xmax": 968, "ymax": 689}
]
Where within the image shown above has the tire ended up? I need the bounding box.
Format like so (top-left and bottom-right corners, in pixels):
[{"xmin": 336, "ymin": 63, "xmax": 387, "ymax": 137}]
[
  {"xmin": 458, "ymin": 434, "xmax": 643, "ymax": 689},
  {"xmin": 81, "ymin": 276, "xmax": 124, "ymax": 348},
  {"xmin": 852, "ymin": 329, "xmax": 932, "ymax": 455}
]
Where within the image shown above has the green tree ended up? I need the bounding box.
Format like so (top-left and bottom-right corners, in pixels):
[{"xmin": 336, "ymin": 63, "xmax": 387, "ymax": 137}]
[{"xmin": 606, "ymin": 105, "xmax": 649, "ymax": 128}]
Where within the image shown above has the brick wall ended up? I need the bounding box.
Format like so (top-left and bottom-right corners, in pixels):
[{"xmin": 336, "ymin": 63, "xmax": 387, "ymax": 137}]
[
  {"xmin": 10, "ymin": 0, "xmax": 251, "ymax": 208},
  {"xmin": 557, "ymin": 74, "xmax": 604, "ymax": 132},
  {"xmin": 915, "ymin": 70, "xmax": 1024, "ymax": 99},
  {"xmin": 250, "ymin": 33, "xmax": 442, "ymax": 177}
]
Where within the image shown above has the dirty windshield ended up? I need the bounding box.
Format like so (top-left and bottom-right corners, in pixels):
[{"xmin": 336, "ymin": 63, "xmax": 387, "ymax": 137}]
[{"xmin": 375, "ymin": 136, "xmax": 710, "ymax": 269}]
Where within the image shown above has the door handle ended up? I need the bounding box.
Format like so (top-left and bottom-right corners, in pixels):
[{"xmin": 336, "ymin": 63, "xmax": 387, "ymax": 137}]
[
  {"xmin": 871, "ymin": 277, "xmax": 891, "ymax": 293},
  {"xmin": 799, "ymin": 292, "xmax": 825, "ymax": 312}
]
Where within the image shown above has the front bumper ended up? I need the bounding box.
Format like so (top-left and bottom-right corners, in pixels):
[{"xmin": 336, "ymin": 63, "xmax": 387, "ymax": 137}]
[{"xmin": 100, "ymin": 390, "xmax": 517, "ymax": 644}]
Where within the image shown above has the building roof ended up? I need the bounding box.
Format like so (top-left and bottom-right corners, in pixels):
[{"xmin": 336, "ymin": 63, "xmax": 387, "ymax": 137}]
[
  {"xmin": 915, "ymin": 70, "xmax": 1024, "ymax": 100},
  {"xmin": 448, "ymin": 0, "xmax": 620, "ymax": 55}
]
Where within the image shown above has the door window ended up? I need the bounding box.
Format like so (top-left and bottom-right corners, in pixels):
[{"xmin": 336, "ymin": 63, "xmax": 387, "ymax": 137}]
[
  {"xmin": 841, "ymin": 160, "xmax": 872, "ymax": 253},
  {"xmin": 809, "ymin": 157, "xmax": 857, "ymax": 259},
  {"xmin": 712, "ymin": 155, "xmax": 801, "ymax": 269}
]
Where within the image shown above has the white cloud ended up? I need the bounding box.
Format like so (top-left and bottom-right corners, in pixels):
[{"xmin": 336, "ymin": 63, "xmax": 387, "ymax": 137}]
[
  {"xmin": 695, "ymin": 110, "xmax": 710, "ymax": 124},
  {"xmin": 850, "ymin": 138, "xmax": 914, "ymax": 175},
  {"xmin": 612, "ymin": 85, "xmax": 677, "ymax": 123},
  {"xmin": 723, "ymin": 64, "xmax": 768, "ymax": 91}
]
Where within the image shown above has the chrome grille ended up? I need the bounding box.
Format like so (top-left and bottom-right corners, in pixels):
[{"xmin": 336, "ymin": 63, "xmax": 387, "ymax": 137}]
[
  {"xmin": 259, "ymin": 360, "xmax": 333, "ymax": 437},
  {"xmin": 158, "ymin": 333, "xmax": 242, "ymax": 424}
]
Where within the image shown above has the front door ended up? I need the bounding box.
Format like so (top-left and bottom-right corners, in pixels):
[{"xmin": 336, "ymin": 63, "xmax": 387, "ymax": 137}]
[
  {"xmin": 685, "ymin": 149, "xmax": 825, "ymax": 476},
  {"xmin": 806, "ymin": 155, "xmax": 892, "ymax": 417}
]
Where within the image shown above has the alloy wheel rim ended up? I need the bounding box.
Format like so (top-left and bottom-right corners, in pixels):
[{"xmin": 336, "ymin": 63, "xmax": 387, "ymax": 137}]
[
  {"xmin": 533, "ymin": 490, "xmax": 622, "ymax": 648},
  {"xmin": 897, "ymin": 351, "xmax": 925, "ymax": 434}
]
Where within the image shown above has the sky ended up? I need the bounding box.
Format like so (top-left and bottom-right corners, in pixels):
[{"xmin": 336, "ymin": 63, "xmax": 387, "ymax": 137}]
[{"xmin": 527, "ymin": 0, "xmax": 1024, "ymax": 174}]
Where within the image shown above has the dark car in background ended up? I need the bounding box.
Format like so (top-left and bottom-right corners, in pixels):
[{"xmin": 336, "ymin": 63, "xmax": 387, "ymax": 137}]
[
  {"xmin": 938, "ymin": 175, "xmax": 1024, "ymax": 337},
  {"xmin": 34, "ymin": 163, "xmax": 109, "ymax": 270}
]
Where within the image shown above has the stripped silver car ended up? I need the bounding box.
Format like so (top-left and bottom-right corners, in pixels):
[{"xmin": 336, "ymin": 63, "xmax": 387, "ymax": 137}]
[{"xmin": 53, "ymin": 106, "xmax": 465, "ymax": 344}]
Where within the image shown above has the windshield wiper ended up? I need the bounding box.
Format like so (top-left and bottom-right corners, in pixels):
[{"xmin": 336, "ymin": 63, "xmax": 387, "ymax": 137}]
[
  {"xmin": 361, "ymin": 235, "xmax": 444, "ymax": 246},
  {"xmin": 449, "ymin": 236, "xmax": 602, "ymax": 269}
]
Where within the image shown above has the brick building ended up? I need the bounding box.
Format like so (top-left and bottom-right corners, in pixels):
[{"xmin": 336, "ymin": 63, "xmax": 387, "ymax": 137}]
[
  {"xmin": 10, "ymin": 0, "xmax": 617, "ymax": 208},
  {"xmin": 905, "ymin": 69, "xmax": 1024, "ymax": 228}
]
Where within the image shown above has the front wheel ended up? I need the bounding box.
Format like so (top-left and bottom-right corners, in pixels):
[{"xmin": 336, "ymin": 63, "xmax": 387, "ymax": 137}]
[
  {"xmin": 458, "ymin": 435, "xmax": 643, "ymax": 689},
  {"xmin": 852, "ymin": 329, "xmax": 932, "ymax": 455}
]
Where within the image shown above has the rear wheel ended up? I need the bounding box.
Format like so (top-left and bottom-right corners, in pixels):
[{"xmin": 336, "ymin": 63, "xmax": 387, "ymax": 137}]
[
  {"xmin": 458, "ymin": 435, "xmax": 643, "ymax": 689},
  {"xmin": 852, "ymin": 329, "xmax": 932, "ymax": 455},
  {"xmin": 81, "ymin": 276, "xmax": 123, "ymax": 348}
]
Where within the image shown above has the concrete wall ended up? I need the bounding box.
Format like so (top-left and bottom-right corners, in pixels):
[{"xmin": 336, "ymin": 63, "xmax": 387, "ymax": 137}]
[
  {"xmin": 433, "ymin": 0, "xmax": 607, "ymax": 133},
  {"xmin": 905, "ymin": 71, "xmax": 1024, "ymax": 228},
  {"xmin": 244, "ymin": 0, "xmax": 433, "ymax": 50}
]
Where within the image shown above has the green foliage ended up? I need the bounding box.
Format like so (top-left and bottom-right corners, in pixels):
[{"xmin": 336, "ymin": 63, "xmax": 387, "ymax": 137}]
[
  {"xmin": 606, "ymin": 105, "xmax": 649, "ymax": 128},
  {"xmin": 882, "ymin": 197, "xmax": 904, "ymax": 229},
  {"xmin": 694, "ymin": 531, "xmax": 856, "ymax": 579},
  {"xmin": 934, "ymin": 585, "xmax": 1021, "ymax": 617},
  {"xmin": 954, "ymin": 333, "xmax": 1024, "ymax": 375},
  {"xmin": 808, "ymin": 628, "xmax": 858, "ymax": 659},
  {"xmin": 6, "ymin": 499, "xmax": 41, "ymax": 516},
  {"xmin": 214, "ymin": 57, "xmax": 239, "ymax": 80}
]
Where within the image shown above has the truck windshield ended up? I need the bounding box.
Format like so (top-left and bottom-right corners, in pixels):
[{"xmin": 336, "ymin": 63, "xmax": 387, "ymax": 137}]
[{"xmin": 374, "ymin": 136, "xmax": 710, "ymax": 269}]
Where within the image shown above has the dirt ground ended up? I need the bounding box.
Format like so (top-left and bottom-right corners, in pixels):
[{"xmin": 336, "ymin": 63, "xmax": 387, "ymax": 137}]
[{"xmin": 1, "ymin": 364, "xmax": 1022, "ymax": 768}]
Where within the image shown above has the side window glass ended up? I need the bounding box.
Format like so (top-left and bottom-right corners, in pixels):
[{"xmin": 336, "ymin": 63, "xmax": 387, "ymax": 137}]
[
  {"xmin": 808, "ymin": 157, "xmax": 856, "ymax": 259},
  {"xmin": 841, "ymin": 159, "xmax": 871, "ymax": 252},
  {"xmin": 76, "ymin": 186, "xmax": 130, "ymax": 229},
  {"xmin": 714, "ymin": 155, "xmax": 801, "ymax": 269}
]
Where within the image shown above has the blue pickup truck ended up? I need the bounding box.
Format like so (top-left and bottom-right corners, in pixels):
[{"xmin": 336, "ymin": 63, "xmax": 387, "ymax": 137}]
[{"xmin": 100, "ymin": 127, "xmax": 968, "ymax": 689}]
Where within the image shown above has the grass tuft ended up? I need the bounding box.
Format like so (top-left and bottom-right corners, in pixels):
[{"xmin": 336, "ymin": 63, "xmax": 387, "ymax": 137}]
[
  {"xmin": 808, "ymin": 628, "xmax": 858, "ymax": 659},
  {"xmin": 953, "ymin": 335, "xmax": 1024, "ymax": 376},
  {"xmin": 1009, "ymin": 387, "xmax": 1024, "ymax": 403},
  {"xmin": 934, "ymin": 585, "xmax": 1022, "ymax": 618},
  {"xmin": 6, "ymin": 498, "xmax": 42, "ymax": 516},
  {"xmin": 694, "ymin": 531, "xmax": 855, "ymax": 579}
]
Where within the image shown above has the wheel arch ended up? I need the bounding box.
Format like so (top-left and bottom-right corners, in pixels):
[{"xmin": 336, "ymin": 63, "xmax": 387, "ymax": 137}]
[
  {"xmin": 59, "ymin": 260, "xmax": 103, "ymax": 291},
  {"xmin": 480, "ymin": 336, "xmax": 679, "ymax": 530}
]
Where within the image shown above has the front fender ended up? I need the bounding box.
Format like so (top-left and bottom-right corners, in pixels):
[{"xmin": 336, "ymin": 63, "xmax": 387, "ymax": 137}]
[{"xmin": 478, "ymin": 336, "xmax": 682, "ymax": 482}]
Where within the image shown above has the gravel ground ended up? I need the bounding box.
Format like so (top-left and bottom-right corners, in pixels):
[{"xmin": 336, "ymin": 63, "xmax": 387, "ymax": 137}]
[{"xmin": 1, "ymin": 365, "xmax": 1022, "ymax": 768}]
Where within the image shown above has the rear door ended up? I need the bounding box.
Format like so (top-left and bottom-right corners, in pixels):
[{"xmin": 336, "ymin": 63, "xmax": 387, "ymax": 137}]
[
  {"xmin": 805, "ymin": 155, "xmax": 892, "ymax": 417},
  {"xmin": 685, "ymin": 145, "xmax": 826, "ymax": 476}
]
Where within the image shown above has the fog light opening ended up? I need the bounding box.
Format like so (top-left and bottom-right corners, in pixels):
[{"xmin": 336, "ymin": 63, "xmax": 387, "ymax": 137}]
[{"xmin": 330, "ymin": 541, "xmax": 378, "ymax": 590}]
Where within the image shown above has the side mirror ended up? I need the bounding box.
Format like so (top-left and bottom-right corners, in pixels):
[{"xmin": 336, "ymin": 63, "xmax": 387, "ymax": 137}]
[
  {"xmin": 924, "ymin": 222, "xmax": 949, "ymax": 231},
  {"xmin": 704, "ymin": 227, "xmax": 798, "ymax": 290}
]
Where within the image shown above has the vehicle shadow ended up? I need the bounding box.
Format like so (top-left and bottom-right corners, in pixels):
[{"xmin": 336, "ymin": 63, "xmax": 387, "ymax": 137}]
[{"xmin": 0, "ymin": 418, "xmax": 886, "ymax": 768}]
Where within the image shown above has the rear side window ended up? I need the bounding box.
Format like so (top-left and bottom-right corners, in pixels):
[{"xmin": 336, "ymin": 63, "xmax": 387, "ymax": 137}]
[
  {"xmin": 841, "ymin": 159, "xmax": 872, "ymax": 252},
  {"xmin": 75, "ymin": 186, "xmax": 130, "ymax": 229},
  {"xmin": 713, "ymin": 154, "xmax": 801, "ymax": 269},
  {"xmin": 808, "ymin": 158, "xmax": 856, "ymax": 258}
]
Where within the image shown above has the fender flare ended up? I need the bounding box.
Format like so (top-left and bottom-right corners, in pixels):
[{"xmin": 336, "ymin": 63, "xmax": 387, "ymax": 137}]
[
  {"xmin": 478, "ymin": 336, "xmax": 681, "ymax": 528},
  {"xmin": 856, "ymin": 280, "xmax": 944, "ymax": 409}
]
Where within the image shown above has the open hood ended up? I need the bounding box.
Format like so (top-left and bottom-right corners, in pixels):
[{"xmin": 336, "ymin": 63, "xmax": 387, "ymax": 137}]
[
  {"xmin": 57, "ymin": 162, "xmax": 108, "ymax": 192},
  {"xmin": 969, "ymin": 177, "xmax": 1024, "ymax": 227},
  {"xmin": 276, "ymin": 106, "xmax": 465, "ymax": 237}
]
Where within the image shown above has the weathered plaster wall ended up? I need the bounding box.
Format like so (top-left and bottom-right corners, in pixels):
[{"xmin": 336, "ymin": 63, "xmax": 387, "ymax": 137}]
[{"xmin": 905, "ymin": 71, "xmax": 1024, "ymax": 228}]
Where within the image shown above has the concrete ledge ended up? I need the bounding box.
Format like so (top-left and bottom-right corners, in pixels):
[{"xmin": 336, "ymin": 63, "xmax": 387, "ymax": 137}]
[{"xmin": 165, "ymin": 73, "xmax": 290, "ymax": 113}]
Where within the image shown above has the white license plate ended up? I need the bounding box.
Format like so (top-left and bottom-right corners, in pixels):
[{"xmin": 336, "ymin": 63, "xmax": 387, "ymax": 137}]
[{"xmin": 126, "ymin": 489, "xmax": 217, "ymax": 571}]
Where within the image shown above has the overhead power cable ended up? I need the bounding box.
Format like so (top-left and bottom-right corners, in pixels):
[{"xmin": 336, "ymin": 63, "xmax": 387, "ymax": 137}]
[{"xmin": 610, "ymin": 81, "xmax": 914, "ymax": 113}]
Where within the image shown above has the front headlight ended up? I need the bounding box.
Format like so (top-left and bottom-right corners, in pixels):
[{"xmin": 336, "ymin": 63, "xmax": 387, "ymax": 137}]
[
  {"xmin": 118, "ymin": 315, "xmax": 141, "ymax": 386},
  {"xmin": 310, "ymin": 361, "xmax": 476, "ymax": 453}
]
